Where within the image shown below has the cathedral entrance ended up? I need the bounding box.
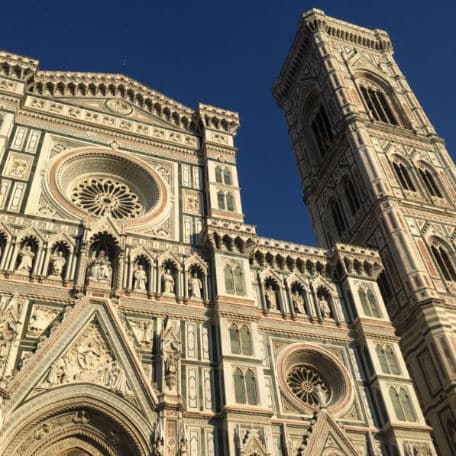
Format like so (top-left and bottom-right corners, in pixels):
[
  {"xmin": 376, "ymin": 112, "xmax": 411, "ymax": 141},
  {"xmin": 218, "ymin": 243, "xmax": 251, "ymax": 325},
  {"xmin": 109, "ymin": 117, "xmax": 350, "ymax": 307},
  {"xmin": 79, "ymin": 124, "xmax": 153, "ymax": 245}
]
[{"xmin": 1, "ymin": 397, "xmax": 151, "ymax": 456}]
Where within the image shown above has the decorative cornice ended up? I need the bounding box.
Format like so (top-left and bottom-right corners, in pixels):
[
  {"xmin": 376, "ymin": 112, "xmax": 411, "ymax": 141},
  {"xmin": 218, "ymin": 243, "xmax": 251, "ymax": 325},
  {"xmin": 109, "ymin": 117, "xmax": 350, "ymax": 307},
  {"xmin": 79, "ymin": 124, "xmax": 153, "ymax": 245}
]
[
  {"xmin": 0, "ymin": 51, "xmax": 38, "ymax": 81},
  {"xmin": 0, "ymin": 50, "xmax": 241, "ymax": 137},
  {"xmin": 273, "ymin": 9, "xmax": 393, "ymax": 106}
]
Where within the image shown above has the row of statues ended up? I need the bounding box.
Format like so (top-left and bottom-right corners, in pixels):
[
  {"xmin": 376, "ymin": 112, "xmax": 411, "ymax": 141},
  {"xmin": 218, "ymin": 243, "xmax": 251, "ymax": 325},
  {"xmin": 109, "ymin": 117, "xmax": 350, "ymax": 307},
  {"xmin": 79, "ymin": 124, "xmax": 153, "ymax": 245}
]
[
  {"xmin": 264, "ymin": 284, "xmax": 333, "ymax": 318},
  {"xmin": 14, "ymin": 246, "xmax": 205, "ymax": 298}
]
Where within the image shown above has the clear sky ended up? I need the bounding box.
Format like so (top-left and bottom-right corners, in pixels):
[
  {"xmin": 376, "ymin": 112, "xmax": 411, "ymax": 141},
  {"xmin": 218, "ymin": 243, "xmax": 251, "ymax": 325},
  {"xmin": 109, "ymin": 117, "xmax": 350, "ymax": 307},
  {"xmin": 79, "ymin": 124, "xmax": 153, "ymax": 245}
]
[{"xmin": 1, "ymin": 1, "xmax": 455, "ymax": 247}]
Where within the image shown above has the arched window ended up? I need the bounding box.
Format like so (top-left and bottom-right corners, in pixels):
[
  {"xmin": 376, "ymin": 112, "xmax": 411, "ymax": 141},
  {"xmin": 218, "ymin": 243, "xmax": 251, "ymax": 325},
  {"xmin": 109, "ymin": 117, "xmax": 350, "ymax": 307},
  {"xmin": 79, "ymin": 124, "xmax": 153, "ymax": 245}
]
[
  {"xmin": 331, "ymin": 200, "xmax": 346, "ymax": 236},
  {"xmin": 367, "ymin": 289, "xmax": 380, "ymax": 318},
  {"xmin": 245, "ymin": 370, "xmax": 258, "ymax": 405},
  {"xmin": 234, "ymin": 369, "xmax": 246, "ymax": 403},
  {"xmin": 392, "ymin": 162, "xmax": 416, "ymax": 191},
  {"xmin": 376, "ymin": 345, "xmax": 390, "ymax": 374},
  {"xmin": 360, "ymin": 85, "xmax": 398, "ymax": 125},
  {"xmin": 376, "ymin": 345, "xmax": 401, "ymax": 375},
  {"xmin": 215, "ymin": 166, "xmax": 223, "ymax": 183},
  {"xmin": 399, "ymin": 388, "xmax": 416, "ymax": 421},
  {"xmin": 240, "ymin": 325, "xmax": 252, "ymax": 355},
  {"xmin": 217, "ymin": 191, "xmax": 225, "ymax": 210},
  {"xmin": 385, "ymin": 346, "xmax": 400, "ymax": 375},
  {"xmin": 418, "ymin": 167, "xmax": 442, "ymax": 198},
  {"xmin": 226, "ymin": 192, "xmax": 235, "ymax": 211},
  {"xmin": 431, "ymin": 245, "xmax": 456, "ymax": 281},
  {"xmin": 224, "ymin": 262, "xmax": 245, "ymax": 296},
  {"xmin": 390, "ymin": 387, "xmax": 406, "ymax": 421},
  {"xmin": 389, "ymin": 387, "xmax": 416, "ymax": 421},
  {"xmin": 223, "ymin": 168, "xmax": 232, "ymax": 185},
  {"xmin": 311, "ymin": 104, "xmax": 334, "ymax": 158},
  {"xmin": 343, "ymin": 179, "xmax": 361, "ymax": 215},
  {"xmin": 230, "ymin": 325, "xmax": 241, "ymax": 354}
]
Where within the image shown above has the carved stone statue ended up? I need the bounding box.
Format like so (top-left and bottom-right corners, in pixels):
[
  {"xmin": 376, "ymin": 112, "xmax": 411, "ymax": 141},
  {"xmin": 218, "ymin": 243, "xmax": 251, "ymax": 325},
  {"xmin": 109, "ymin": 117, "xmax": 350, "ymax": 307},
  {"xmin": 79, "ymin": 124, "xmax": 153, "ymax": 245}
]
[
  {"xmin": 77, "ymin": 340, "xmax": 101, "ymax": 377},
  {"xmin": 153, "ymin": 437, "xmax": 164, "ymax": 456},
  {"xmin": 315, "ymin": 383, "xmax": 328, "ymax": 408},
  {"xmin": 162, "ymin": 269, "xmax": 175, "ymax": 295},
  {"xmin": 133, "ymin": 264, "xmax": 147, "ymax": 290},
  {"xmin": 179, "ymin": 437, "xmax": 189, "ymax": 456},
  {"xmin": 88, "ymin": 250, "xmax": 112, "ymax": 282},
  {"xmin": 188, "ymin": 272, "xmax": 202, "ymax": 299},
  {"xmin": 265, "ymin": 285, "xmax": 278, "ymax": 310},
  {"xmin": 161, "ymin": 319, "xmax": 180, "ymax": 391},
  {"xmin": 291, "ymin": 290, "xmax": 305, "ymax": 314},
  {"xmin": 319, "ymin": 294, "xmax": 332, "ymax": 319},
  {"xmin": 0, "ymin": 322, "xmax": 17, "ymax": 360},
  {"xmin": 49, "ymin": 250, "xmax": 66, "ymax": 277},
  {"xmin": 47, "ymin": 358, "xmax": 66, "ymax": 385},
  {"xmin": 17, "ymin": 245, "xmax": 34, "ymax": 272},
  {"xmin": 105, "ymin": 360, "xmax": 127, "ymax": 395}
]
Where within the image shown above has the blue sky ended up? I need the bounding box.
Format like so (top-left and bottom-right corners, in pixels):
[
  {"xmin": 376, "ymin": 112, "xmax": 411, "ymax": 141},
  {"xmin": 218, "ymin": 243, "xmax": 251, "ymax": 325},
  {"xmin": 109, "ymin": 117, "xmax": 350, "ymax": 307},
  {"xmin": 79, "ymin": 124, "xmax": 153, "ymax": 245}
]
[{"xmin": 2, "ymin": 1, "xmax": 455, "ymax": 246}]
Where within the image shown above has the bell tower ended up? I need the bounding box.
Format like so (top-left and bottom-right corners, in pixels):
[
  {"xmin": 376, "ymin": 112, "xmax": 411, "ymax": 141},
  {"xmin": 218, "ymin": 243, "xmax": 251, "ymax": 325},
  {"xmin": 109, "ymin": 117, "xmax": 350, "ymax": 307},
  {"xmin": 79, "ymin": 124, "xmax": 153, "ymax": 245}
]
[{"xmin": 274, "ymin": 9, "xmax": 456, "ymax": 455}]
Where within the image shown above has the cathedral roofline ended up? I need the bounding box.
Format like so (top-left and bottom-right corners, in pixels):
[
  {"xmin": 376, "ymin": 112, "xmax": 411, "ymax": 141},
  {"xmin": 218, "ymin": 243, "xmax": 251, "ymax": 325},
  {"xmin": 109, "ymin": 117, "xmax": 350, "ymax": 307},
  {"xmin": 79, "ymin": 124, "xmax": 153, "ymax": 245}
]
[
  {"xmin": 272, "ymin": 8, "xmax": 393, "ymax": 107},
  {"xmin": 0, "ymin": 50, "xmax": 240, "ymax": 136}
]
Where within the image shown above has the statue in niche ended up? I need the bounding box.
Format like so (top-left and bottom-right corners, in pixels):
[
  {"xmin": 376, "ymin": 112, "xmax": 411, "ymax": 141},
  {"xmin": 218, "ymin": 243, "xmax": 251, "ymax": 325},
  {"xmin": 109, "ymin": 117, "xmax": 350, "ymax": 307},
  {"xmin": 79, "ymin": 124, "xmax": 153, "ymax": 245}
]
[
  {"xmin": 161, "ymin": 319, "xmax": 180, "ymax": 391},
  {"xmin": 47, "ymin": 358, "xmax": 66, "ymax": 385},
  {"xmin": 162, "ymin": 268, "xmax": 175, "ymax": 295},
  {"xmin": 0, "ymin": 321, "xmax": 17, "ymax": 361},
  {"xmin": 265, "ymin": 284, "xmax": 278, "ymax": 310},
  {"xmin": 88, "ymin": 249, "xmax": 112, "ymax": 282},
  {"xmin": 153, "ymin": 438, "xmax": 164, "ymax": 456},
  {"xmin": 139, "ymin": 321, "xmax": 153, "ymax": 346},
  {"xmin": 104, "ymin": 360, "xmax": 127, "ymax": 395},
  {"xmin": 179, "ymin": 437, "xmax": 189, "ymax": 456},
  {"xmin": 188, "ymin": 272, "xmax": 202, "ymax": 299},
  {"xmin": 133, "ymin": 264, "xmax": 147, "ymax": 290},
  {"xmin": 152, "ymin": 423, "xmax": 164, "ymax": 456},
  {"xmin": 49, "ymin": 250, "xmax": 66, "ymax": 278},
  {"xmin": 315, "ymin": 384, "xmax": 328, "ymax": 408},
  {"xmin": 291, "ymin": 290, "xmax": 305, "ymax": 314},
  {"xmin": 17, "ymin": 244, "xmax": 34, "ymax": 272},
  {"xmin": 319, "ymin": 294, "xmax": 332, "ymax": 319}
]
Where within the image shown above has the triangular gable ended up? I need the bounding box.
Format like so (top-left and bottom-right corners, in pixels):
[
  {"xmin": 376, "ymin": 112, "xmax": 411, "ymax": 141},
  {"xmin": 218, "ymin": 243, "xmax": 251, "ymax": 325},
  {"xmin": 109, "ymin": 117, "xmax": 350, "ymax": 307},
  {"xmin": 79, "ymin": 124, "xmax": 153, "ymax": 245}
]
[
  {"xmin": 57, "ymin": 97, "xmax": 182, "ymax": 130},
  {"xmin": 304, "ymin": 410, "xmax": 360, "ymax": 456},
  {"xmin": 87, "ymin": 214, "xmax": 124, "ymax": 238},
  {"xmin": 4, "ymin": 297, "xmax": 157, "ymax": 419}
]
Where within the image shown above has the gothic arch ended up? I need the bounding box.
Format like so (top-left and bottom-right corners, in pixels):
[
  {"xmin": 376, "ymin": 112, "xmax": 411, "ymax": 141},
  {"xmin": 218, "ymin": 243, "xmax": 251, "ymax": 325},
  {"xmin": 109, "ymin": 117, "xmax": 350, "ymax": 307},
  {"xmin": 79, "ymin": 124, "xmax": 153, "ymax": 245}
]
[
  {"xmin": 157, "ymin": 250, "xmax": 182, "ymax": 271},
  {"xmin": 426, "ymin": 235, "xmax": 456, "ymax": 282},
  {"xmin": 130, "ymin": 246, "xmax": 154, "ymax": 265},
  {"xmin": 184, "ymin": 254, "xmax": 207, "ymax": 273},
  {"xmin": 298, "ymin": 86, "xmax": 334, "ymax": 165},
  {"xmin": 415, "ymin": 160, "xmax": 444, "ymax": 198},
  {"xmin": 353, "ymin": 69, "xmax": 410, "ymax": 127},
  {"xmin": 1, "ymin": 385, "xmax": 154, "ymax": 456},
  {"xmin": 339, "ymin": 174, "xmax": 361, "ymax": 216},
  {"xmin": 389, "ymin": 153, "xmax": 417, "ymax": 192}
]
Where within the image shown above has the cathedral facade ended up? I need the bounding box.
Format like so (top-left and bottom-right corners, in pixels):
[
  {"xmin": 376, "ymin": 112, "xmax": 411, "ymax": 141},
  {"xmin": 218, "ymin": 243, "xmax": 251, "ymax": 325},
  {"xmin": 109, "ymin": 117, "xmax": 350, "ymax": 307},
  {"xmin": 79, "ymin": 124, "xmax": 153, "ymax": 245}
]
[{"xmin": 0, "ymin": 9, "xmax": 446, "ymax": 456}]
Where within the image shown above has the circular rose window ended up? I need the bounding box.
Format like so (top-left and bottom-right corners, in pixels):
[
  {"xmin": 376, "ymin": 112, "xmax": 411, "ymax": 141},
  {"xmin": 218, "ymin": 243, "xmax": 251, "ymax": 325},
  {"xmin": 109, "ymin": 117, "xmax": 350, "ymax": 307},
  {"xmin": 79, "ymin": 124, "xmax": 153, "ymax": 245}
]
[
  {"xmin": 276, "ymin": 343, "xmax": 354, "ymax": 415},
  {"xmin": 47, "ymin": 148, "xmax": 168, "ymax": 226},
  {"xmin": 286, "ymin": 364, "xmax": 330, "ymax": 407},
  {"xmin": 71, "ymin": 177, "xmax": 143, "ymax": 219}
]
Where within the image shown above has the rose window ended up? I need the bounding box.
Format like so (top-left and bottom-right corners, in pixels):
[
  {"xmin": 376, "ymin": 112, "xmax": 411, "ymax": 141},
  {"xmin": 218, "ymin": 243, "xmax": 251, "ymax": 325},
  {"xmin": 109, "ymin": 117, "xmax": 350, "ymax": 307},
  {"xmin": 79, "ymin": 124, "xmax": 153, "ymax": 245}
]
[
  {"xmin": 71, "ymin": 178, "xmax": 144, "ymax": 219},
  {"xmin": 286, "ymin": 364, "xmax": 329, "ymax": 406}
]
